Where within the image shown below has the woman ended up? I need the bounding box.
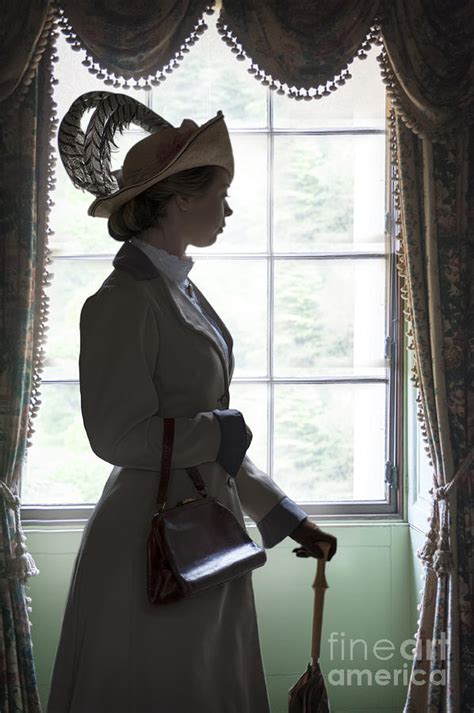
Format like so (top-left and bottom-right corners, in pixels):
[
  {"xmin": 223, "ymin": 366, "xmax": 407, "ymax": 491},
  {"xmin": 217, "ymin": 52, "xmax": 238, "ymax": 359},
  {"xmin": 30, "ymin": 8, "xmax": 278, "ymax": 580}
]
[{"xmin": 47, "ymin": 93, "xmax": 337, "ymax": 713}]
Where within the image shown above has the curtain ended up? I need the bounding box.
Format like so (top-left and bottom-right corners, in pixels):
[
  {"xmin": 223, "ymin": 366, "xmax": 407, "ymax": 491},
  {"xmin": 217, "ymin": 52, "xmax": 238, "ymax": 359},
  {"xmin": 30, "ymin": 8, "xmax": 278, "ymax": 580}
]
[
  {"xmin": 393, "ymin": 114, "xmax": 474, "ymax": 712},
  {"xmin": 0, "ymin": 0, "xmax": 472, "ymax": 711},
  {"xmin": 0, "ymin": 26, "xmax": 57, "ymax": 713},
  {"xmin": 0, "ymin": 1, "xmax": 53, "ymax": 105},
  {"xmin": 380, "ymin": 3, "xmax": 474, "ymax": 710}
]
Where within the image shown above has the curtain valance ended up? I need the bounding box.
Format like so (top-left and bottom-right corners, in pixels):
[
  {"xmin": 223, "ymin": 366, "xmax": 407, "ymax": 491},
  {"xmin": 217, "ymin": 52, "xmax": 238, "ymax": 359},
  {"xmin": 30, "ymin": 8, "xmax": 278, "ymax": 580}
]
[
  {"xmin": 57, "ymin": 0, "xmax": 213, "ymax": 86},
  {"xmin": 379, "ymin": 0, "xmax": 474, "ymax": 142},
  {"xmin": 0, "ymin": 0, "xmax": 54, "ymax": 105},
  {"xmin": 1, "ymin": 0, "xmax": 473, "ymax": 141},
  {"xmin": 218, "ymin": 0, "xmax": 384, "ymax": 99}
]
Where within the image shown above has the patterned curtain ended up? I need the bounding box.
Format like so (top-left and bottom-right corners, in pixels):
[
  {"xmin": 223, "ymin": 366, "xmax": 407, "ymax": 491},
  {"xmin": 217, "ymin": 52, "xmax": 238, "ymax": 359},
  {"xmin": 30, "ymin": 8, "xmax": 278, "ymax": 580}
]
[
  {"xmin": 0, "ymin": 22, "xmax": 56, "ymax": 713},
  {"xmin": 381, "ymin": 3, "xmax": 474, "ymax": 710},
  {"xmin": 0, "ymin": 1, "xmax": 53, "ymax": 105},
  {"xmin": 0, "ymin": 0, "xmax": 472, "ymax": 710},
  {"xmin": 393, "ymin": 115, "xmax": 474, "ymax": 712}
]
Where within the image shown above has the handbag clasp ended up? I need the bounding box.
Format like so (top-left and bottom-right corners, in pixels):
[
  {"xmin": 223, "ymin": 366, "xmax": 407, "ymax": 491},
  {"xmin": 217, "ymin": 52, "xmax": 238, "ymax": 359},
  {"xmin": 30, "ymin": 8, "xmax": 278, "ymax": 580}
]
[{"xmin": 175, "ymin": 497, "xmax": 197, "ymax": 507}]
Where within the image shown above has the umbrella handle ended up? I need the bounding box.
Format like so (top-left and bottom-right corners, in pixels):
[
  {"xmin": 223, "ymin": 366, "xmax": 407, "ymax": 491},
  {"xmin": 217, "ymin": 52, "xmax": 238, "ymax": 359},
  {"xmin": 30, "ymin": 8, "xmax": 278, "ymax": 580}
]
[{"xmin": 311, "ymin": 541, "xmax": 330, "ymax": 664}]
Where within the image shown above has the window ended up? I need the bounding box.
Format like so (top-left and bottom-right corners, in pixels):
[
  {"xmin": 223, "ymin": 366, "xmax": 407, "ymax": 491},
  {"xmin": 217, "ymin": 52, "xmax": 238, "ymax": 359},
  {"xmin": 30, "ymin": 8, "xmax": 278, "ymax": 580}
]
[
  {"xmin": 406, "ymin": 347, "xmax": 433, "ymax": 531},
  {"xmin": 22, "ymin": 12, "xmax": 402, "ymax": 523}
]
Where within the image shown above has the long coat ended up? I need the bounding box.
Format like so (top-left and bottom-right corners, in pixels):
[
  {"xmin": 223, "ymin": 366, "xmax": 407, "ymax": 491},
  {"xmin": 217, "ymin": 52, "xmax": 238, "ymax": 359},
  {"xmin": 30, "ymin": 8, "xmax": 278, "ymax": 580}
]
[{"xmin": 46, "ymin": 240, "xmax": 304, "ymax": 713}]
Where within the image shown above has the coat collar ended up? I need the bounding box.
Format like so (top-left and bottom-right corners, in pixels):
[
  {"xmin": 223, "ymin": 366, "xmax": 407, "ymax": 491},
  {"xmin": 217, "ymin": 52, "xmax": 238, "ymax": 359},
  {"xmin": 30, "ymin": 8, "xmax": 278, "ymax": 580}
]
[
  {"xmin": 112, "ymin": 239, "xmax": 159, "ymax": 280},
  {"xmin": 112, "ymin": 241, "xmax": 234, "ymax": 380}
]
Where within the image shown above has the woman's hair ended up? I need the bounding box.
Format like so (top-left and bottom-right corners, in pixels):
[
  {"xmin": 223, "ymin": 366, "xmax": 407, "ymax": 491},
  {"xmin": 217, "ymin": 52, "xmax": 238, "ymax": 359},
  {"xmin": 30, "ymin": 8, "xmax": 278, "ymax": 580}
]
[{"xmin": 107, "ymin": 165, "xmax": 222, "ymax": 241}]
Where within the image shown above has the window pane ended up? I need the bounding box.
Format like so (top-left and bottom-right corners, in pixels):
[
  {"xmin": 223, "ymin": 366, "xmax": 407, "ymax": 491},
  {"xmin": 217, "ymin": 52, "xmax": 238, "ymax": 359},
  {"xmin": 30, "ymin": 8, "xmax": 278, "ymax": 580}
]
[
  {"xmin": 273, "ymin": 47, "xmax": 385, "ymax": 130},
  {"xmin": 150, "ymin": 13, "xmax": 266, "ymax": 129},
  {"xmin": 274, "ymin": 383, "xmax": 386, "ymax": 501},
  {"xmin": 228, "ymin": 382, "xmax": 268, "ymax": 471},
  {"xmin": 190, "ymin": 259, "xmax": 267, "ymax": 377},
  {"xmin": 274, "ymin": 133, "xmax": 386, "ymax": 253},
  {"xmin": 23, "ymin": 384, "xmax": 110, "ymax": 505},
  {"xmin": 43, "ymin": 259, "xmax": 112, "ymax": 381},
  {"xmin": 188, "ymin": 134, "xmax": 267, "ymax": 255},
  {"xmin": 274, "ymin": 258, "xmax": 386, "ymax": 377}
]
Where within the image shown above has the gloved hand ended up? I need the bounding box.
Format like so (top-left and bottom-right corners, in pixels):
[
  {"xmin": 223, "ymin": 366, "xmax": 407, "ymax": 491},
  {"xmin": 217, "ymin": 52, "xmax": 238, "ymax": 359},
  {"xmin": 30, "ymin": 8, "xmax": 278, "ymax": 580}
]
[{"xmin": 289, "ymin": 518, "xmax": 337, "ymax": 561}]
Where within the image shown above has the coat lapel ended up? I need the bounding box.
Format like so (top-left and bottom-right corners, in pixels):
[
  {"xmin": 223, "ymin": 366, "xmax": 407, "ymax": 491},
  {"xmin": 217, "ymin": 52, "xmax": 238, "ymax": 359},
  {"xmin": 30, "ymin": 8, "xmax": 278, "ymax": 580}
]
[{"xmin": 112, "ymin": 241, "xmax": 234, "ymax": 380}]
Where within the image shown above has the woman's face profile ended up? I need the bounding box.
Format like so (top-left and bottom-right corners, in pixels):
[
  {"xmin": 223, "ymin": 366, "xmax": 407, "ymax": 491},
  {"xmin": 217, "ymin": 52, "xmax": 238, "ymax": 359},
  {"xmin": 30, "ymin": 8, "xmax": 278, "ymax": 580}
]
[{"xmin": 180, "ymin": 166, "xmax": 233, "ymax": 249}]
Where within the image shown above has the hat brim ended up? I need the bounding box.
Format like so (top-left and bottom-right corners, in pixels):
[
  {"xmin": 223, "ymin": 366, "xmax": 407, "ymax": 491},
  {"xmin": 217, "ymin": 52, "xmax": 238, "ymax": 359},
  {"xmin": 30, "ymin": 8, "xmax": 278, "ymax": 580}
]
[{"xmin": 88, "ymin": 112, "xmax": 234, "ymax": 219}]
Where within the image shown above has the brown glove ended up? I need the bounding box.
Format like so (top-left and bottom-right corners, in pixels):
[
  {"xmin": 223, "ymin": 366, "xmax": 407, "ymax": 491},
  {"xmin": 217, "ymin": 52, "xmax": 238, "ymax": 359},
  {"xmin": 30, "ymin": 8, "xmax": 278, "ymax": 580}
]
[{"xmin": 289, "ymin": 518, "xmax": 337, "ymax": 561}]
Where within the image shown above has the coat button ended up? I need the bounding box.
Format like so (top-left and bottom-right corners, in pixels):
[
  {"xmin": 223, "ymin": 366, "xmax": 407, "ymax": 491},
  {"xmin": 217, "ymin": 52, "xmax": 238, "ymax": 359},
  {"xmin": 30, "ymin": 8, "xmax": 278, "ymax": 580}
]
[
  {"xmin": 226, "ymin": 476, "xmax": 234, "ymax": 488},
  {"xmin": 218, "ymin": 394, "xmax": 229, "ymax": 408}
]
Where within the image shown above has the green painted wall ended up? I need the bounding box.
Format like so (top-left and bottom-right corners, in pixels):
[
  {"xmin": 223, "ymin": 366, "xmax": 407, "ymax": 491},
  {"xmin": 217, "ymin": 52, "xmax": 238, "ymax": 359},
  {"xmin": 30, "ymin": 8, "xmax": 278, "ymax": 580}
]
[{"xmin": 26, "ymin": 520, "xmax": 424, "ymax": 713}]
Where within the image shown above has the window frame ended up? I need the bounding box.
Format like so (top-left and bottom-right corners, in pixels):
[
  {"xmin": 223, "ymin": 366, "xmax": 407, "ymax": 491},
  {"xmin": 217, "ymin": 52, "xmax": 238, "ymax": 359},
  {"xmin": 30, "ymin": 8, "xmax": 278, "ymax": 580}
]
[{"xmin": 21, "ymin": 67, "xmax": 404, "ymax": 525}]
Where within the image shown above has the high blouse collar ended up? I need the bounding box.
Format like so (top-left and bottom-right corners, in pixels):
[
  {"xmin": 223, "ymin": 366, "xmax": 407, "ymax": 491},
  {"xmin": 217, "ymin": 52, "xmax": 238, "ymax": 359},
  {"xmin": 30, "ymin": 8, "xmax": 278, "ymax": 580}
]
[{"xmin": 129, "ymin": 228, "xmax": 194, "ymax": 284}]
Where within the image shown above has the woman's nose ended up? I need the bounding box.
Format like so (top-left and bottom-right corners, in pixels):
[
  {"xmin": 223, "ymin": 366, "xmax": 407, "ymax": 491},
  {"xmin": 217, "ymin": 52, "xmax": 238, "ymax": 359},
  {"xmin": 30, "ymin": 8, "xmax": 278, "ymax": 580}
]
[{"xmin": 225, "ymin": 203, "xmax": 233, "ymax": 216}]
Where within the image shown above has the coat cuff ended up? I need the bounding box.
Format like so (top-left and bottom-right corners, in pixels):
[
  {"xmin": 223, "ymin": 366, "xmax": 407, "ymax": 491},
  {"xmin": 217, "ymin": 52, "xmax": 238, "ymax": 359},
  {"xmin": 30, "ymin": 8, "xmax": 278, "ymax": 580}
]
[
  {"xmin": 256, "ymin": 496, "xmax": 308, "ymax": 549},
  {"xmin": 211, "ymin": 408, "xmax": 248, "ymax": 478}
]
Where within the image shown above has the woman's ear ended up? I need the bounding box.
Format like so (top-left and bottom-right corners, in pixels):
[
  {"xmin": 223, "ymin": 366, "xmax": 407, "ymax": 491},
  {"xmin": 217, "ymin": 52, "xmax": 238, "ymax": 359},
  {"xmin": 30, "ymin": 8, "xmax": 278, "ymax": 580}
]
[{"xmin": 174, "ymin": 194, "xmax": 192, "ymax": 212}]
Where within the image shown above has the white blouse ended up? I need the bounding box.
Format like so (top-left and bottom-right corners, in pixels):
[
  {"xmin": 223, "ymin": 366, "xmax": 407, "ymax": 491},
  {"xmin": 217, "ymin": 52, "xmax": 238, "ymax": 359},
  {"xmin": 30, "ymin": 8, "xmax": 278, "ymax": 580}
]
[{"xmin": 129, "ymin": 233, "xmax": 230, "ymax": 363}]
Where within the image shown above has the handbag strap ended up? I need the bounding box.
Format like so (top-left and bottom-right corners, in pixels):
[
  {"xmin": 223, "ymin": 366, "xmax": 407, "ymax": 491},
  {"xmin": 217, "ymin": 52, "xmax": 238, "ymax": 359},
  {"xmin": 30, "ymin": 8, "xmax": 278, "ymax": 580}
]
[
  {"xmin": 156, "ymin": 417, "xmax": 208, "ymax": 512},
  {"xmin": 156, "ymin": 418, "xmax": 175, "ymax": 512}
]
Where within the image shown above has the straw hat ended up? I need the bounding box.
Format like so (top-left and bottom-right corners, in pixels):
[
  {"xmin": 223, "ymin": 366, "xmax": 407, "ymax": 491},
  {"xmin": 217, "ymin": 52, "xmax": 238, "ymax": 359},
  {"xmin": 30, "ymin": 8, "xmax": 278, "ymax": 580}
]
[{"xmin": 57, "ymin": 92, "xmax": 234, "ymax": 219}]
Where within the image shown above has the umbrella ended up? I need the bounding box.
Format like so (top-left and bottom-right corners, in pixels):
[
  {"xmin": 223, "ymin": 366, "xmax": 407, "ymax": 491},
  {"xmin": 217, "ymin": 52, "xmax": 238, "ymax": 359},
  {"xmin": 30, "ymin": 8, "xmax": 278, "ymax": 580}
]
[{"xmin": 288, "ymin": 541, "xmax": 331, "ymax": 712}]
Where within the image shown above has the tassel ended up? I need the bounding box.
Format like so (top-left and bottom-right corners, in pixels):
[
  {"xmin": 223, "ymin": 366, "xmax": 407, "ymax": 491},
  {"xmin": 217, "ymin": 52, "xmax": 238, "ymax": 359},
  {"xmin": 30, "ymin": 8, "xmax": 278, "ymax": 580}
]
[
  {"xmin": 417, "ymin": 538, "xmax": 437, "ymax": 568},
  {"xmin": 8, "ymin": 543, "xmax": 40, "ymax": 582},
  {"xmin": 432, "ymin": 548, "xmax": 452, "ymax": 576},
  {"xmin": 416, "ymin": 499, "xmax": 439, "ymax": 570}
]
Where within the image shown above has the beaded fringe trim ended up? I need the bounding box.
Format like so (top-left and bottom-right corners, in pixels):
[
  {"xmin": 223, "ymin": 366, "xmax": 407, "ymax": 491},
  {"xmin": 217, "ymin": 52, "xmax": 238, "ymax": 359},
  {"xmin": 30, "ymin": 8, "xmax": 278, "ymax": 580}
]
[
  {"xmin": 55, "ymin": 2, "xmax": 216, "ymax": 90},
  {"xmin": 216, "ymin": 14, "xmax": 385, "ymax": 100},
  {"xmin": 388, "ymin": 104, "xmax": 459, "ymax": 578},
  {"xmin": 2, "ymin": 3, "xmax": 57, "ymax": 119},
  {"xmin": 377, "ymin": 43, "xmax": 460, "ymax": 145},
  {"xmin": 389, "ymin": 111, "xmax": 432, "ymax": 457},
  {"xmin": 25, "ymin": 27, "xmax": 58, "ymax": 456},
  {"xmin": 387, "ymin": 105, "xmax": 432, "ymax": 460}
]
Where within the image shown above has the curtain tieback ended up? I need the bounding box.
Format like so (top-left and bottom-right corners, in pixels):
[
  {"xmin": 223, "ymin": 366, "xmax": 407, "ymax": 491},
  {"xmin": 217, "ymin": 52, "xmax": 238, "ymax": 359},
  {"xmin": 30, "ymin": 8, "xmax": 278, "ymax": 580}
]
[
  {"xmin": 0, "ymin": 481, "xmax": 39, "ymax": 582},
  {"xmin": 417, "ymin": 447, "xmax": 474, "ymax": 576},
  {"xmin": 429, "ymin": 447, "xmax": 474, "ymax": 501}
]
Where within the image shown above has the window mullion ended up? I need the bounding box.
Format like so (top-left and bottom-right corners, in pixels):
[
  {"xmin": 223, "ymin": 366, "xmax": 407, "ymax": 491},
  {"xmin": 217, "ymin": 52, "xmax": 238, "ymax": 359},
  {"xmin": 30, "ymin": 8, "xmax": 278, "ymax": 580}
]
[{"xmin": 268, "ymin": 86, "xmax": 274, "ymax": 481}]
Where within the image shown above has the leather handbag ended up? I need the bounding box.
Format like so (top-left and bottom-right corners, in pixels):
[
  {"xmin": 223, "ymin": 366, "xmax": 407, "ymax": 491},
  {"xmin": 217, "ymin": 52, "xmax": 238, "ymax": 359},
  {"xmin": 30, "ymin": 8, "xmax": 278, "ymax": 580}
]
[{"xmin": 147, "ymin": 417, "xmax": 267, "ymax": 605}]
